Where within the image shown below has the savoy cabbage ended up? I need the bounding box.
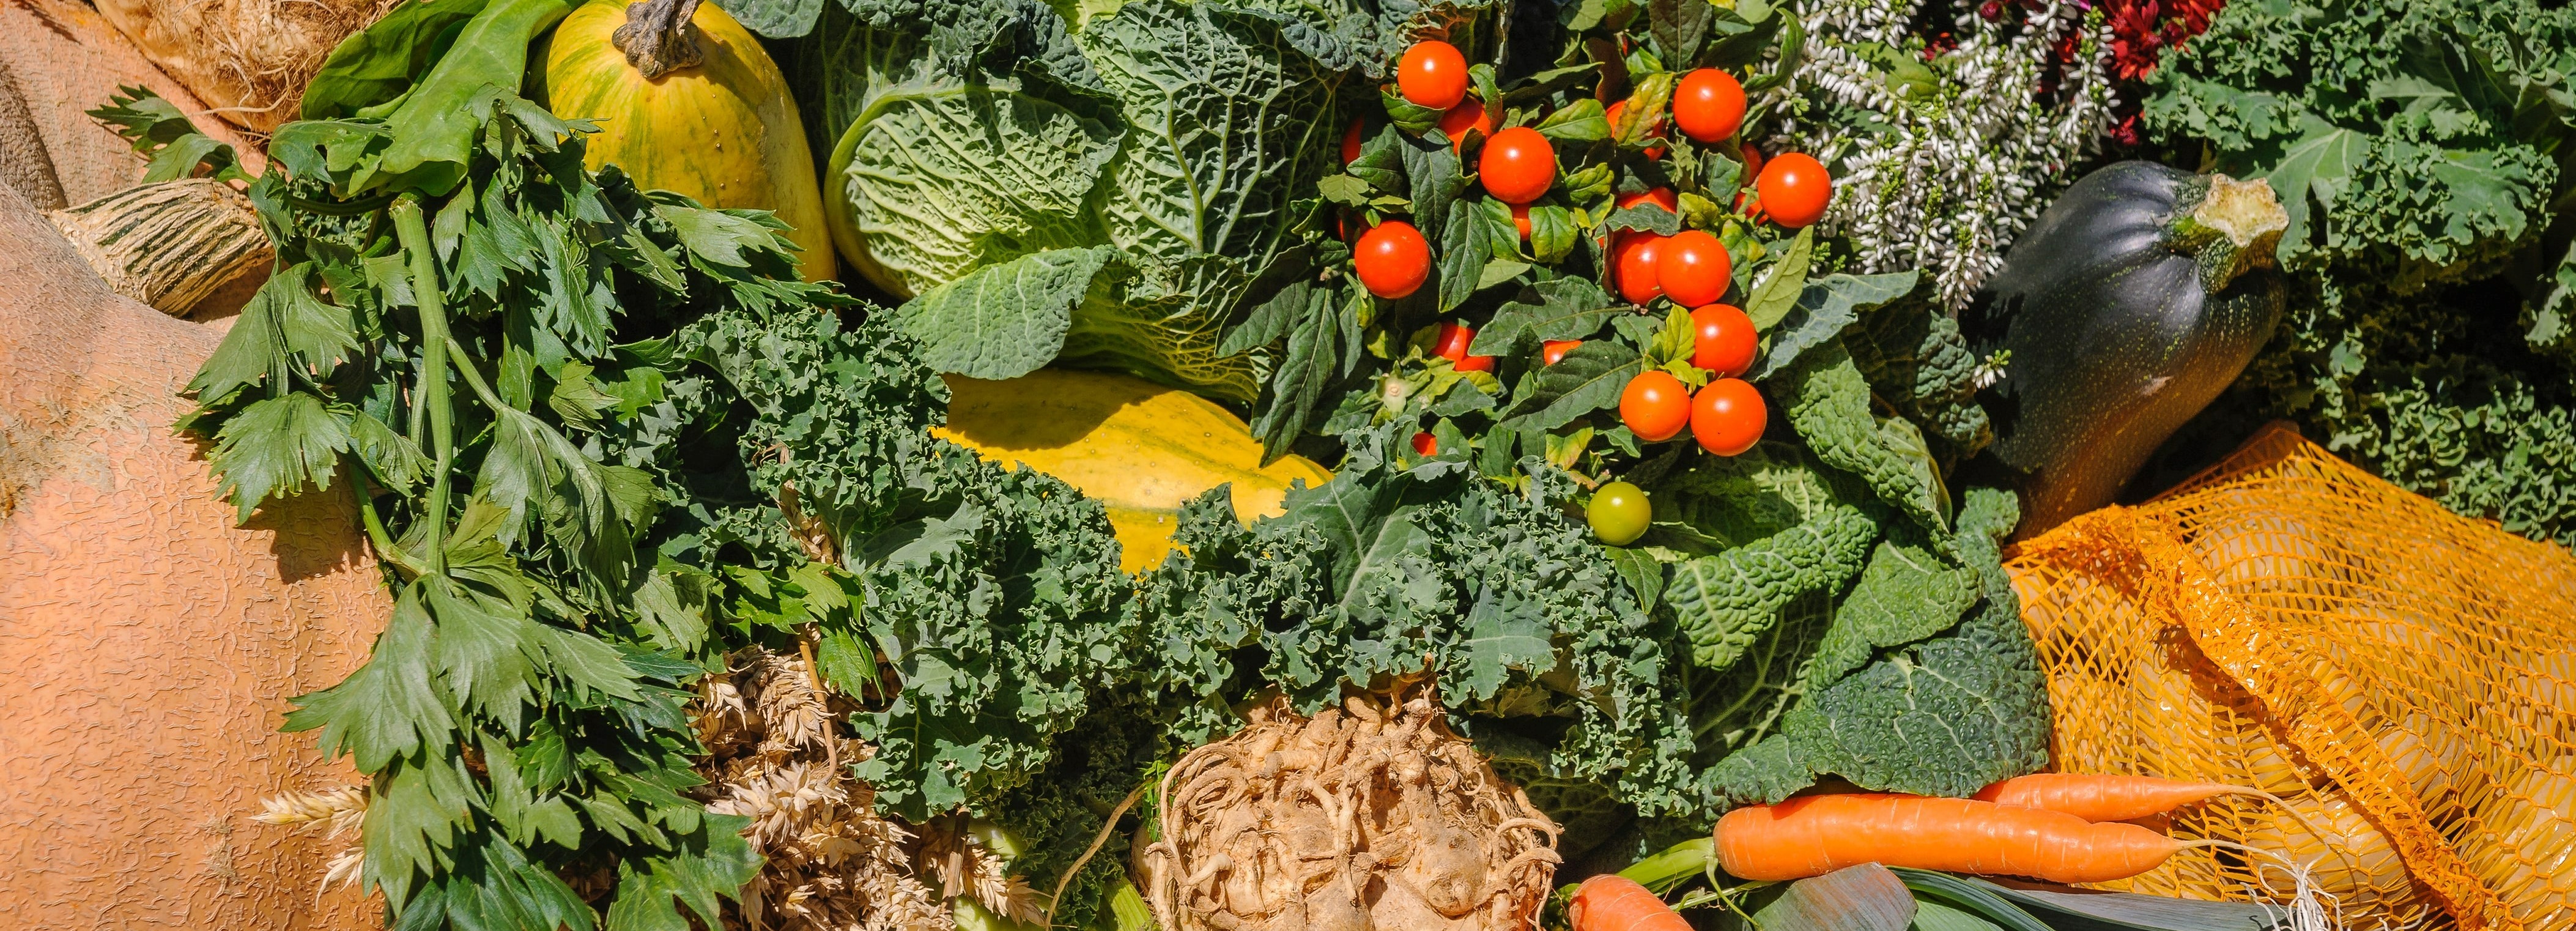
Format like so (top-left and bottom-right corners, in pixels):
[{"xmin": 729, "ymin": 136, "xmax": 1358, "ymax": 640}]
[{"xmin": 779, "ymin": 0, "xmax": 1367, "ymax": 402}]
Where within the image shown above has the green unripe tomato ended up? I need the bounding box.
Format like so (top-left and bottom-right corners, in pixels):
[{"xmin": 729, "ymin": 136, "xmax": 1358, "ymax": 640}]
[{"xmin": 1588, "ymin": 481, "xmax": 1651, "ymax": 546}]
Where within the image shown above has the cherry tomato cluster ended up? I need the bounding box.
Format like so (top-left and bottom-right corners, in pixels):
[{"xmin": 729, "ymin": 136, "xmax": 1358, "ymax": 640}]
[{"xmin": 1372, "ymin": 42, "xmax": 1834, "ymax": 546}]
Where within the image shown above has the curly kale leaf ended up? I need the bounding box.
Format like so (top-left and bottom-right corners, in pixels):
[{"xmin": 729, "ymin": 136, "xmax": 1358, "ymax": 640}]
[
  {"xmin": 1136, "ymin": 425, "xmax": 1682, "ymax": 804},
  {"xmin": 2146, "ymin": 0, "xmax": 2574, "ymax": 289},
  {"xmin": 694, "ymin": 307, "xmax": 1138, "ymax": 818},
  {"xmin": 844, "ymin": 445, "xmax": 1138, "ymax": 817},
  {"xmin": 1778, "ymin": 339, "xmax": 1952, "ymax": 533}
]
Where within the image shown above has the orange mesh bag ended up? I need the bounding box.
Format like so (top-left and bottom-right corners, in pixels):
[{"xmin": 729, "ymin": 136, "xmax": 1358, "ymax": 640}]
[{"xmin": 2004, "ymin": 422, "xmax": 2575, "ymax": 931}]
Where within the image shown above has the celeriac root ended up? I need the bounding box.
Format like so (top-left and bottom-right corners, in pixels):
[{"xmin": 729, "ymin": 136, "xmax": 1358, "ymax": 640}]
[{"xmin": 1138, "ymin": 677, "xmax": 1562, "ymax": 931}]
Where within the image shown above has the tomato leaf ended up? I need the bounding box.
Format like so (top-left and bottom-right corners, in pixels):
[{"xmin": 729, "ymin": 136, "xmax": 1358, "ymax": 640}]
[
  {"xmin": 1470, "ymin": 278, "xmax": 1623, "ymax": 354},
  {"xmin": 1536, "ymin": 98, "xmax": 1612, "ymax": 143},
  {"xmin": 1438, "ymin": 207, "xmax": 1484, "ymax": 311},
  {"xmin": 1745, "ymin": 226, "xmax": 1814, "ymax": 328},
  {"xmin": 1501, "ymin": 339, "xmax": 1646, "ymax": 431},
  {"xmin": 1528, "ymin": 204, "xmax": 1580, "ymax": 263},
  {"xmin": 1604, "ymin": 204, "xmax": 1683, "ymax": 236}
]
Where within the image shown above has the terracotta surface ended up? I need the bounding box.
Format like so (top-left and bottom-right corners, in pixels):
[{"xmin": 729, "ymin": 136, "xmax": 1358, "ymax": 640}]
[
  {"xmin": 0, "ymin": 0, "xmax": 267, "ymax": 206},
  {"xmin": 0, "ymin": 180, "xmax": 382, "ymax": 927}
]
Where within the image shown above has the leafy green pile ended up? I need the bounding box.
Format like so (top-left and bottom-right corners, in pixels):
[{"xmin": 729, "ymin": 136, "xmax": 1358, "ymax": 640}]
[
  {"xmin": 2140, "ymin": 0, "xmax": 2576, "ymax": 544},
  {"xmin": 187, "ymin": 0, "xmax": 2065, "ymax": 923},
  {"xmin": 787, "ymin": 0, "xmax": 2054, "ymax": 878}
]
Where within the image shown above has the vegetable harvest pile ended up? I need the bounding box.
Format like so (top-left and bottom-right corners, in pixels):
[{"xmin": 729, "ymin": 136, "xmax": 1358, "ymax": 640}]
[{"xmin": 10, "ymin": 0, "xmax": 2558, "ymax": 923}]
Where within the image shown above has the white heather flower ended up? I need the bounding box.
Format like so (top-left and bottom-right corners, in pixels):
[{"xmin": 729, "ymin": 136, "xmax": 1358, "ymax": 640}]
[{"xmin": 1763, "ymin": 0, "xmax": 2114, "ymax": 310}]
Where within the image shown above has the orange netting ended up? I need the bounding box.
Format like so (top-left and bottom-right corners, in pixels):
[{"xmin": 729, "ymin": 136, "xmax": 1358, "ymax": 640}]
[{"xmin": 2005, "ymin": 422, "xmax": 2576, "ymax": 931}]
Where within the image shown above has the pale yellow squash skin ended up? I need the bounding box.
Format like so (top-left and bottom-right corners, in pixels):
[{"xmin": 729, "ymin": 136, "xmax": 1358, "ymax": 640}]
[
  {"xmin": 539, "ymin": 0, "xmax": 835, "ymax": 282},
  {"xmin": 935, "ymin": 369, "xmax": 1333, "ymax": 574}
]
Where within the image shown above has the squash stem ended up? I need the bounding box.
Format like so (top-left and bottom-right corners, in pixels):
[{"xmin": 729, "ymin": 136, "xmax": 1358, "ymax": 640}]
[
  {"xmin": 612, "ymin": 0, "xmax": 704, "ymax": 80},
  {"xmin": 390, "ymin": 195, "xmax": 452, "ymax": 576},
  {"xmin": 2164, "ymin": 174, "xmax": 2289, "ymax": 294}
]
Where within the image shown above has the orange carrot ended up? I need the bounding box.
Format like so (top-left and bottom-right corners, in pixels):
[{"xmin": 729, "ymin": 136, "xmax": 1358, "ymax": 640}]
[
  {"xmin": 1714, "ymin": 794, "xmax": 2189, "ymax": 884},
  {"xmin": 1974, "ymin": 774, "xmax": 2266, "ymax": 822},
  {"xmin": 1569, "ymin": 874, "xmax": 1692, "ymax": 931}
]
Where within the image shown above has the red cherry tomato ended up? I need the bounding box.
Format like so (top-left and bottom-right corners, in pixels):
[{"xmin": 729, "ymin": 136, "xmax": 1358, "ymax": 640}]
[
  {"xmin": 1542, "ymin": 339, "xmax": 1581, "ymax": 365},
  {"xmin": 1412, "ymin": 431, "xmax": 1439, "ymax": 456},
  {"xmin": 1673, "ymin": 69, "xmax": 1747, "ymax": 143},
  {"xmin": 1478, "ymin": 127, "xmax": 1556, "ymax": 205},
  {"xmin": 1342, "ymin": 118, "xmax": 1365, "ymax": 164},
  {"xmin": 1605, "ymin": 100, "xmax": 1669, "ymax": 160},
  {"xmin": 1621, "ymin": 370, "xmax": 1692, "ymax": 442},
  {"xmin": 1656, "ymin": 230, "xmax": 1734, "ymax": 308},
  {"xmin": 1434, "ymin": 321, "xmax": 1473, "ymax": 358},
  {"xmin": 1612, "ymin": 231, "xmax": 1668, "ymax": 305},
  {"xmin": 1437, "ymin": 98, "xmax": 1492, "ymax": 152},
  {"xmin": 1690, "ymin": 303, "xmax": 1758, "ymax": 377},
  {"xmin": 1511, "ymin": 203, "xmax": 1531, "ymax": 240},
  {"xmin": 1617, "ymin": 187, "xmax": 1679, "ymax": 214},
  {"xmin": 1354, "ymin": 221, "xmax": 1432, "ymax": 299},
  {"xmin": 1434, "ymin": 321, "xmax": 1497, "ymax": 371},
  {"xmin": 1691, "ymin": 377, "xmax": 1766, "ymax": 456},
  {"xmin": 1399, "ymin": 41, "xmax": 1470, "ymax": 110},
  {"xmin": 1756, "ymin": 152, "xmax": 1834, "ymax": 228}
]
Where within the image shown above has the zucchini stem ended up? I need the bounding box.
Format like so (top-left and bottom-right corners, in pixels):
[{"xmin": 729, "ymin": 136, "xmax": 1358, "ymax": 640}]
[
  {"xmin": 2166, "ymin": 174, "xmax": 2289, "ymax": 294},
  {"xmin": 390, "ymin": 195, "xmax": 453, "ymax": 575}
]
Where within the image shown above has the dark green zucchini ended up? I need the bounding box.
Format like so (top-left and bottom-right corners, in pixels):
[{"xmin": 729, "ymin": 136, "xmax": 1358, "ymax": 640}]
[{"xmin": 1971, "ymin": 161, "xmax": 2289, "ymax": 536}]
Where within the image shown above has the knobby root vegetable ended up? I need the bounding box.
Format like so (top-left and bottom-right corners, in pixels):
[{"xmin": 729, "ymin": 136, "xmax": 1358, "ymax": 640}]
[
  {"xmin": 0, "ymin": 182, "xmax": 383, "ymax": 928},
  {"xmin": 1568, "ymin": 875, "xmax": 1691, "ymax": 931},
  {"xmin": 1973, "ymin": 774, "xmax": 2280, "ymax": 823},
  {"xmin": 1137, "ymin": 679, "xmax": 1563, "ymax": 931},
  {"xmin": 0, "ymin": 0, "xmax": 265, "ymax": 205},
  {"xmin": 49, "ymin": 180, "xmax": 272, "ymax": 316},
  {"xmin": 89, "ymin": 0, "xmax": 384, "ymax": 132},
  {"xmin": 1715, "ymin": 793, "xmax": 2320, "ymax": 888}
]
